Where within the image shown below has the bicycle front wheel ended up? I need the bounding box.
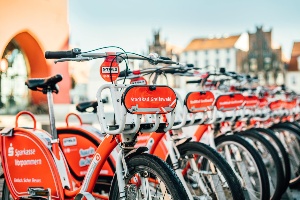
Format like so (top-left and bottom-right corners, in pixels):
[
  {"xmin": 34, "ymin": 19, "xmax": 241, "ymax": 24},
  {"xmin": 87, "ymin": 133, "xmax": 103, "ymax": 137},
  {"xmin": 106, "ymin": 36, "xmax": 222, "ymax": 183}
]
[
  {"xmin": 109, "ymin": 153, "xmax": 189, "ymax": 200},
  {"xmin": 167, "ymin": 141, "xmax": 245, "ymax": 200}
]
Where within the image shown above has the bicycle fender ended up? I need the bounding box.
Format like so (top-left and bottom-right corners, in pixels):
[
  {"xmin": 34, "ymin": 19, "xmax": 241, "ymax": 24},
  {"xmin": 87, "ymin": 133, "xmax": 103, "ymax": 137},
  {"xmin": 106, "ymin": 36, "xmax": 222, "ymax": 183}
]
[
  {"xmin": 125, "ymin": 146, "xmax": 148, "ymax": 159},
  {"xmin": 175, "ymin": 137, "xmax": 192, "ymax": 146}
]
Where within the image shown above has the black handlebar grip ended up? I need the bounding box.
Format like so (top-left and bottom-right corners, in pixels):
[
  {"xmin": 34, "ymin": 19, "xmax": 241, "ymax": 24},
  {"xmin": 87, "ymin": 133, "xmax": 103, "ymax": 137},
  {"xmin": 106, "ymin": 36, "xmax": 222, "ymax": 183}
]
[
  {"xmin": 186, "ymin": 64, "xmax": 194, "ymax": 68},
  {"xmin": 45, "ymin": 48, "xmax": 81, "ymax": 59},
  {"xmin": 119, "ymin": 69, "xmax": 132, "ymax": 77},
  {"xmin": 45, "ymin": 50, "xmax": 76, "ymax": 59},
  {"xmin": 186, "ymin": 79, "xmax": 201, "ymax": 84},
  {"xmin": 219, "ymin": 68, "xmax": 226, "ymax": 73},
  {"xmin": 159, "ymin": 56, "xmax": 171, "ymax": 60},
  {"xmin": 163, "ymin": 68, "xmax": 178, "ymax": 74}
]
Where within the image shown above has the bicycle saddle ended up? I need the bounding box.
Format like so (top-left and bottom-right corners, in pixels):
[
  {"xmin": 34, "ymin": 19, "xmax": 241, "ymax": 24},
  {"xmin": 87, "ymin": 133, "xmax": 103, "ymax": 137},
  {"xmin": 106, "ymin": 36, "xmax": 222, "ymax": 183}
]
[
  {"xmin": 25, "ymin": 74, "xmax": 62, "ymax": 93},
  {"xmin": 76, "ymin": 101, "xmax": 98, "ymax": 113}
]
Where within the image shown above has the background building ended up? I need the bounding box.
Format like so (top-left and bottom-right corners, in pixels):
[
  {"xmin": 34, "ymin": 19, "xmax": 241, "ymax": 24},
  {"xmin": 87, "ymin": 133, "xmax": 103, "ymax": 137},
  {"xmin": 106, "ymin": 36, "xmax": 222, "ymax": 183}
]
[
  {"xmin": 142, "ymin": 30, "xmax": 183, "ymax": 88},
  {"xmin": 0, "ymin": 0, "xmax": 71, "ymax": 114},
  {"xmin": 241, "ymin": 26, "xmax": 285, "ymax": 85},
  {"xmin": 286, "ymin": 42, "xmax": 300, "ymax": 93},
  {"xmin": 181, "ymin": 33, "xmax": 248, "ymax": 73}
]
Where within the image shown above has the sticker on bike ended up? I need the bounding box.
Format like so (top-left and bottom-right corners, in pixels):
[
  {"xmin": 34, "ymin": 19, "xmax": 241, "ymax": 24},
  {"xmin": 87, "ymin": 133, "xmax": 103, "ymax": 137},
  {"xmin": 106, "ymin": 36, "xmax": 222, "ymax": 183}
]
[
  {"xmin": 122, "ymin": 85, "xmax": 177, "ymax": 114},
  {"xmin": 185, "ymin": 91, "xmax": 215, "ymax": 112},
  {"xmin": 244, "ymin": 95, "xmax": 259, "ymax": 108},
  {"xmin": 215, "ymin": 93, "xmax": 244, "ymax": 111},
  {"xmin": 100, "ymin": 52, "xmax": 120, "ymax": 82}
]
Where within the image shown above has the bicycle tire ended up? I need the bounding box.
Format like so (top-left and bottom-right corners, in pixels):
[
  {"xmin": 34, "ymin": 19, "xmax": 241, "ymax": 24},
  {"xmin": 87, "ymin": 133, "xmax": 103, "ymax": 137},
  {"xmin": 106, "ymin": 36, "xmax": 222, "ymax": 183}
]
[
  {"xmin": 109, "ymin": 153, "xmax": 189, "ymax": 200},
  {"xmin": 166, "ymin": 141, "xmax": 245, "ymax": 200},
  {"xmin": 2, "ymin": 179, "xmax": 12, "ymax": 200},
  {"xmin": 270, "ymin": 122, "xmax": 300, "ymax": 187},
  {"xmin": 254, "ymin": 127, "xmax": 291, "ymax": 194},
  {"xmin": 215, "ymin": 134, "xmax": 270, "ymax": 200},
  {"xmin": 237, "ymin": 129, "xmax": 285, "ymax": 199}
]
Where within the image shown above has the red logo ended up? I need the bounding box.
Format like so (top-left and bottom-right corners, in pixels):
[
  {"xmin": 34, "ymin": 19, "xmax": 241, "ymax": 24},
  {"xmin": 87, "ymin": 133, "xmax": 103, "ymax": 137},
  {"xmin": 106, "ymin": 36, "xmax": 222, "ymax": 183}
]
[
  {"xmin": 100, "ymin": 52, "xmax": 120, "ymax": 82},
  {"xmin": 95, "ymin": 153, "xmax": 101, "ymax": 162},
  {"xmin": 130, "ymin": 76, "xmax": 147, "ymax": 85}
]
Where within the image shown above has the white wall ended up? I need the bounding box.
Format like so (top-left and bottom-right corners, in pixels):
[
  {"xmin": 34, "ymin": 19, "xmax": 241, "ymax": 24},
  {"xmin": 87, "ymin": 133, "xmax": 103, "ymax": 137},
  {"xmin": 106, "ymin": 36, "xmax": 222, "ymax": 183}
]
[
  {"xmin": 286, "ymin": 72, "xmax": 300, "ymax": 93},
  {"xmin": 180, "ymin": 48, "xmax": 237, "ymax": 72}
]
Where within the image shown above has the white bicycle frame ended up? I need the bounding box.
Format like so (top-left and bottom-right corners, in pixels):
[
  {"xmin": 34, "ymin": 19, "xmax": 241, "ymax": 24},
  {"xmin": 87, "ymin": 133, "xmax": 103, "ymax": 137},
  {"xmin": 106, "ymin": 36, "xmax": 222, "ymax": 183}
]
[{"xmin": 96, "ymin": 83, "xmax": 178, "ymax": 199}]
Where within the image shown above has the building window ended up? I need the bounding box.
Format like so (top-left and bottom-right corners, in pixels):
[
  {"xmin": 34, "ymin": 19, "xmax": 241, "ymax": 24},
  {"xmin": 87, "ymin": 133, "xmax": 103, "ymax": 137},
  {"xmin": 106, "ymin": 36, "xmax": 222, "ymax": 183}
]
[
  {"xmin": 250, "ymin": 58, "xmax": 257, "ymax": 71},
  {"xmin": 205, "ymin": 50, "xmax": 208, "ymax": 55},
  {"xmin": 264, "ymin": 57, "xmax": 271, "ymax": 71},
  {"xmin": 194, "ymin": 51, "xmax": 198, "ymax": 56},
  {"xmin": 216, "ymin": 49, "xmax": 219, "ymax": 54},
  {"xmin": 194, "ymin": 60, "xmax": 198, "ymax": 68},
  {"xmin": 227, "ymin": 49, "xmax": 230, "ymax": 54},
  {"xmin": 216, "ymin": 59, "xmax": 219, "ymax": 67},
  {"xmin": 292, "ymin": 75, "xmax": 296, "ymax": 85},
  {"xmin": 0, "ymin": 39, "xmax": 28, "ymax": 114},
  {"xmin": 226, "ymin": 58, "xmax": 230, "ymax": 66},
  {"xmin": 205, "ymin": 59, "xmax": 209, "ymax": 66}
]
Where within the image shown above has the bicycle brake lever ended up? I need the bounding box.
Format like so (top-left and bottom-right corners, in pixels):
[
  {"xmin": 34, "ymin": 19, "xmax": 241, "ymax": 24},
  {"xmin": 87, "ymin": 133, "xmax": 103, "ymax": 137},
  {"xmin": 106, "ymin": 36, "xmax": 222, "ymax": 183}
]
[{"xmin": 54, "ymin": 57, "xmax": 92, "ymax": 64}]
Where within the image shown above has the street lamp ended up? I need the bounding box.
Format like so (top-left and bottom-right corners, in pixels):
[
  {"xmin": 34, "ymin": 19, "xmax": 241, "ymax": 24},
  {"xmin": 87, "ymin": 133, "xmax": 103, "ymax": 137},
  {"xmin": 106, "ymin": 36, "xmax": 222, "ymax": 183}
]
[{"xmin": 0, "ymin": 58, "xmax": 8, "ymax": 108}]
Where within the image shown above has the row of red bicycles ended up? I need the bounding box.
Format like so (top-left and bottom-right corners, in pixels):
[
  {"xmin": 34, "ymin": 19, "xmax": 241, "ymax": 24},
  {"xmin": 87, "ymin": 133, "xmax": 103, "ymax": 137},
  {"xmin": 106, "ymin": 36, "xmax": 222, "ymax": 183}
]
[{"xmin": 0, "ymin": 46, "xmax": 299, "ymax": 200}]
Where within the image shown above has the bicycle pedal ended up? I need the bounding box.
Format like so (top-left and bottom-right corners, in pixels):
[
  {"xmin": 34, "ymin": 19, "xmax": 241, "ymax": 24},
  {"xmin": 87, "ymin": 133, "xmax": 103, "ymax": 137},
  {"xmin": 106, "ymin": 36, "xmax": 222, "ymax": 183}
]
[
  {"xmin": 27, "ymin": 187, "xmax": 50, "ymax": 199},
  {"xmin": 125, "ymin": 184, "xmax": 137, "ymax": 199}
]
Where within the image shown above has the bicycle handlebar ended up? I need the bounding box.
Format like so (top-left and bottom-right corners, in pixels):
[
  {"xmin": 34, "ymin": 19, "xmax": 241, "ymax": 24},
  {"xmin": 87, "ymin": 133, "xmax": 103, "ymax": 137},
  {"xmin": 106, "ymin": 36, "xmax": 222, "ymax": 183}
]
[
  {"xmin": 45, "ymin": 48, "xmax": 179, "ymax": 65},
  {"xmin": 118, "ymin": 64, "xmax": 194, "ymax": 80}
]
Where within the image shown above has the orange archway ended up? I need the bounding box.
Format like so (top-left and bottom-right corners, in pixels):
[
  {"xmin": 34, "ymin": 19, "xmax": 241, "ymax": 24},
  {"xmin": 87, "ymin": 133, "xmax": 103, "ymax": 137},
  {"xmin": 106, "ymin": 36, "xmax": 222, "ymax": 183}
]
[
  {"xmin": 13, "ymin": 31, "xmax": 50, "ymax": 104},
  {"xmin": 3, "ymin": 31, "xmax": 71, "ymax": 105}
]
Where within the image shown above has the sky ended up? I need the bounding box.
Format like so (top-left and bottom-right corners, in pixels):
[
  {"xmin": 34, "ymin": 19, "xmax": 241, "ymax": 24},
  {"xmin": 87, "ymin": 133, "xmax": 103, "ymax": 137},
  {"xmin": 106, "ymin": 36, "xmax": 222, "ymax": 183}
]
[{"xmin": 68, "ymin": 0, "xmax": 300, "ymax": 60}]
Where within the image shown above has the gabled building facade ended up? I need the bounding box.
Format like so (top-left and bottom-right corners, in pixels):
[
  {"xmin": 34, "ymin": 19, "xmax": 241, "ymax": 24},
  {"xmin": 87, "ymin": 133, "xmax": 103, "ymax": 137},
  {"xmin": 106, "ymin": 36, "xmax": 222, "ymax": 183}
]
[
  {"xmin": 180, "ymin": 34, "xmax": 248, "ymax": 73},
  {"xmin": 241, "ymin": 26, "xmax": 285, "ymax": 85},
  {"xmin": 286, "ymin": 42, "xmax": 300, "ymax": 93}
]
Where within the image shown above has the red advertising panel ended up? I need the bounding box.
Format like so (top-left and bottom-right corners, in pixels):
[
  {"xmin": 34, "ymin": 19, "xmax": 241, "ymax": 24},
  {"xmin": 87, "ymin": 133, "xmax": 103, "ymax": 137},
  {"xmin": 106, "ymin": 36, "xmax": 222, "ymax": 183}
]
[
  {"xmin": 1, "ymin": 130, "xmax": 64, "ymax": 199},
  {"xmin": 259, "ymin": 98, "xmax": 269, "ymax": 108},
  {"xmin": 185, "ymin": 91, "xmax": 215, "ymax": 113},
  {"xmin": 244, "ymin": 95, "xmax": 259, "ymax": 108},
  {"xmin": 215, "ymin": 93, "xmax": 244, "ymax": 111},
  {"xmin": 284, "ymin": 99, "xmax": 297, "ymax": 109},
  {"xmin": 122, "ymin": 85, "xmax": 177, "ymax": 114},
  {"xmin": 58, "ymin": 132, "xmax": 114, "ymax": 179},
  {"xmin": 269, "ymin": 100, "xmax": 283, "ymax": 110}
]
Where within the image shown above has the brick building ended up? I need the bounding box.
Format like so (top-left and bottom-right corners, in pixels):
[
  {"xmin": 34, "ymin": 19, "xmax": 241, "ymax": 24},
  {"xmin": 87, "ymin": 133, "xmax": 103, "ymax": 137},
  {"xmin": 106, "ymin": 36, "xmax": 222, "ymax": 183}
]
[{"xmin": 241, "ymin": 26, "xmax": 285, "ymax": 85}]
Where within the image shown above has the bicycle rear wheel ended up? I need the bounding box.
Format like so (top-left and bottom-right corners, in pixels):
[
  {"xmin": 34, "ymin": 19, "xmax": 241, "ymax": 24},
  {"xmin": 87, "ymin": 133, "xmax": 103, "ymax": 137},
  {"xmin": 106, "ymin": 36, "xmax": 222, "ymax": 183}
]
[
  {"xmin": 109, "ymin": 153, "xmax": 189, "ymax": 200},
  {"xmin": 166, "ymin": 141, "xmax": 245, "ymax": 200},
  {"xmin": 255, "ymin": 127, "xmax": 291, "ymax": 194},
  {"xmin": 270, "ymin": 122, "xmax": 300, "ymax": 187},
  {"xmin": 2, "ymin": 179, "xmax": 13, "ymax": 200},
  {"xmin": 215, "ymin": 134, "xmax": 270, "ymax": 200},
  {"xmin": 237, "ymin": 129, "xmax": 285, "ymax": 199}
]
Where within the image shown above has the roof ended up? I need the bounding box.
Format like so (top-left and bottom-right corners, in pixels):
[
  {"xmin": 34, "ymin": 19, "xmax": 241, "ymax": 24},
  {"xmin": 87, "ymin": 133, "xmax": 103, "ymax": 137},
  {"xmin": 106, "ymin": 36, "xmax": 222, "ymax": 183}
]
[
  {"xmin": 291, "ymin": 42, "xmax": 300, "ymax": 56},
  {"xmin": 184, "ymin": 35, "xmax": 241, "ymax": 51},
  {"xmin": 288, "ymin": 42, "xmax": 300, "ymax": 71}
]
